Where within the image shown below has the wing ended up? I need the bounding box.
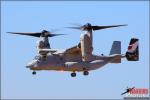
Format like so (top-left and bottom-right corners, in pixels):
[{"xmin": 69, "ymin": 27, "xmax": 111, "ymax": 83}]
[
  {"xmin": 38, "ymin": 45, "xmax": 81, "ymax": 55},
  {"xmin": 64, "ymin": 44, "xmax": 82, "ymax": 61},
  {"xmin": 38, "ymin": 49, "xmax": 58, "ymax": 54},
  {"xmin": 65, "ymin": 45, "xmax": 81, "ymax": 54}
]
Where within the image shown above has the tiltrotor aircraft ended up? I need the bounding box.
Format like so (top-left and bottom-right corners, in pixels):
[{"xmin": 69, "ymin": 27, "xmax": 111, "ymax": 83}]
[{"xmin": 9, "ymin": 23, "xmax": 139, "ymax": 77}]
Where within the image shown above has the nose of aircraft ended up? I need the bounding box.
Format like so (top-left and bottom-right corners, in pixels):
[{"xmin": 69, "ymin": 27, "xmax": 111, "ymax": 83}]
[{"xmin": 26, "ymin": 59, "xmax": 38, "ymax": 68}]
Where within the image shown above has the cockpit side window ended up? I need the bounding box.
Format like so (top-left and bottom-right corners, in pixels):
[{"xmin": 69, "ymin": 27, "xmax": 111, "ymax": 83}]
[{"xmin": 34, "ymin": 55, "xmax": 41, "ymax": 60}]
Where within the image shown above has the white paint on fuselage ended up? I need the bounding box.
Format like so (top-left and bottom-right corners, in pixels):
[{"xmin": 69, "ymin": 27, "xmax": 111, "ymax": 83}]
[{"xmin": 30, "ymin": 54, "xmax": 110, "ymax": 72}]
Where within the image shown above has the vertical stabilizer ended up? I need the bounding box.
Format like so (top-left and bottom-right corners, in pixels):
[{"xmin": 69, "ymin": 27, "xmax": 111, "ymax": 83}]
[
  {"xmin": 126, "ymin": 38, "xmax": 139, "ymax": 61},
  {"xmin": 109, "ymin": 41, "xmax": 121, "ymax": 55}
]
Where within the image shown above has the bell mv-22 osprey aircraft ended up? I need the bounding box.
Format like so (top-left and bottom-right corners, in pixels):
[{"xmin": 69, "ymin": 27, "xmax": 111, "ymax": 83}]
[{"xmin": 8, "ymin": 23, "xmax": 139, "ymax": 77}]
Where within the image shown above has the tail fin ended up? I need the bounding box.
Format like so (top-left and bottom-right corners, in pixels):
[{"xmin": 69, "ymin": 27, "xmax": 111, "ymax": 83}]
[
  {"xmin": 109, "ymin": 41, "xmax": 121, "ymax": 63},
  {"xmin": 126, "ymin": 38, "xmax": 139, "ymax": 61},
  {"xmin": 109, "ymin": 41, "xmax": 121, "ymax": 55}
]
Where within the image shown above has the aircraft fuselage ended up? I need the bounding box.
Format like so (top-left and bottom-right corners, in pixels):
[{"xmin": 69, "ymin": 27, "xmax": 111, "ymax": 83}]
[{"xmin": 27, "ymin": 54, "xmax": 110, "ymax": 72}]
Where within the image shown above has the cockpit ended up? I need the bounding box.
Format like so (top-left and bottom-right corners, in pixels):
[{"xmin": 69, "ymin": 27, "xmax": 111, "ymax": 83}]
[{"xmin": 26, "ymin": 55, "xmax": 41, "ymax": 68}]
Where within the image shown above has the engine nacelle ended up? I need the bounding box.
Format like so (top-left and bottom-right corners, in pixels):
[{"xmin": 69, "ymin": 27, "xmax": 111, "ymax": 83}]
[
  {"xmin": 36, "ymin": 38, "xmax": 50, "ymax": 61},
  {"xmin": 80, "ymin": 33, "xmax": 93, "ymax": 61}
]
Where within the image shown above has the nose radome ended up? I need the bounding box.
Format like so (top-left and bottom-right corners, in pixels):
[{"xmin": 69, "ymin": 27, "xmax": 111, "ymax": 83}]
[
  {"xmin": 26, "ymin": 64, "xmax": 32, "ymax": 68},
  {"xmin": 26, "ymin": 62, "xmax": 33, "ymax": 68},
  {"xmin": 26, "ymin": 59, "xmax": 38, "ymax": 68}
]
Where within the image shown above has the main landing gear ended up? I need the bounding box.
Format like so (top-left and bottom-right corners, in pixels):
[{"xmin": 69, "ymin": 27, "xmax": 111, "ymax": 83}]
[
  {"xmin": 70, "ymin": 70, "xmax": 89, "ymax": 77},
  {"xmin": 71, "ymin": 72, "xmax": 76, "ymax": 77},
  {"xmin": 83, "ymin": 67, "xmax": 89, "ymax": 76},
  {"xmin": 83, "ymin": 71, "xmax": 89, "ymax": 76},
  {"xmin": 32, "ymin": 71, "xmax": 36, "ymax": 75}
]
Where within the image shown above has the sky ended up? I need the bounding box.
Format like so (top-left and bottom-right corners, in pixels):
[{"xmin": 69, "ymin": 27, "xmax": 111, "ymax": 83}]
[{"xmin": 1, "ymin": 1, "xmax": 149, "ymax": 99}]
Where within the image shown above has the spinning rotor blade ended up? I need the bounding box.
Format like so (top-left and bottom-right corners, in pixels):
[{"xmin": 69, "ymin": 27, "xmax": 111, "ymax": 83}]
[
  {"xmin": 67, "ymin": 23, "xmax": 127, "ymax": 31},
  {"xmin": 48, "ymin": 34, "xmax": 64, "ymax": 37},
  {"xmin": 8, "ymin": 30, "xmax": 64, "ymax": 37},
  {"xmin": 8, "ymin": 32, "xmax": 42, "ymax": 37},
  {"xmin": 92, "ymin": 24, "xmax": 127, "ymax": 31},
  {"xmin": 66, "ymin": 27, "xmax": 81, "ymax": 30}
]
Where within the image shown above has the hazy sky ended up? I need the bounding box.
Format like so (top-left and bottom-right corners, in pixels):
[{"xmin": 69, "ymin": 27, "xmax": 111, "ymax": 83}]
[{"xmin": 1, "ymin": 1, "xmax": 149, "ymax": 99}]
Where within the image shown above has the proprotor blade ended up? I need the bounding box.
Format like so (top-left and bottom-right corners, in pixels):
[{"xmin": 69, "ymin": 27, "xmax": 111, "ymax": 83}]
[
  {"xmin": 67, "ymin": 23, "xmax": 127, "ymax": 31},
  {"xmin": 66, "ymin": 27, "xmax": 82, "ymax": 30},
  {"xmin": 92, "ymin": 24, "xmax": 127, "ymax": 31},
  {"xmin": 47, "ymin": 34, "xmax": 65, "ymax": 37},
  {"xmin": 8, "ymin": 32, "xmax": 42, "ymax": 37},
  {"xmin": 8, "ymin": 31, "xmax": 65, "ymax": 37}
]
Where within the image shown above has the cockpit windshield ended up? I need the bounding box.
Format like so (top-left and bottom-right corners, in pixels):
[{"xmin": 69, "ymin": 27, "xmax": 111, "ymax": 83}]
[{"xmin": 34, "ymin": 55, "xmax": 41, "ymax": 60}]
